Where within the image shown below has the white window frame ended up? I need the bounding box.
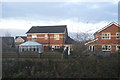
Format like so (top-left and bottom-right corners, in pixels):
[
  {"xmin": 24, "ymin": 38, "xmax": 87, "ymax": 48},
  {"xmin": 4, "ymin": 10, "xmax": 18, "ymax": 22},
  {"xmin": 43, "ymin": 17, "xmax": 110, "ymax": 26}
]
[
  {"xmin": 102, "ymin": 45, "xmax": 111, "ymax": 51},
  {"xmin": 54, "ymin": 34, "xmax": 59, "ymax": 40},
  {"xmin": 101, "ymin": 33, "xmax": 111, "ymax": 39},
  {"xmin": 52, "ymin": 45, "xmax": 60, "ymax": 49},
  {"xmin": 89, "ymin": 45, "xmax": 94, "ymax": 51},
  {"xmin": 116, "ymin": 33, "xmax": 120, "ymax": 39},
  {"xmin": 44, "ymin": 34, "xmax": 48, "ymax": 40},
  {"xmin": 32, "ymin": 35, "xmax": 37, "ymax": 40},
  {"xmin": 116, "ymin": 45, "xmax": 120, "ymax": 51}
]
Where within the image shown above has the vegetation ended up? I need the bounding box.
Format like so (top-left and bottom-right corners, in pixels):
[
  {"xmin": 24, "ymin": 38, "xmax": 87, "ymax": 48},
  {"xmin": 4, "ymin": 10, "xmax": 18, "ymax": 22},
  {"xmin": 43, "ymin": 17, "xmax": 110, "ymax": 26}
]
[{"xmin": 2, "ymin": 49, "xmax": 120, "ymax": 79}]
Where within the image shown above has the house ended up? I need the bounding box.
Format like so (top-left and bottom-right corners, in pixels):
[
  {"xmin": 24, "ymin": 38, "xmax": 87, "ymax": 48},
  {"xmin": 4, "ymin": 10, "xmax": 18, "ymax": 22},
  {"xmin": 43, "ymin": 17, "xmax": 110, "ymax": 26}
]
[
  {"xmin": 85, "ymin": 22, "xmax": 120, "ymax": 53},
  {"xmin": 15, "ymin": 36, "xmax": 27, "ymax": 47},
  {"xmin": 19, "ymin": 25, "xmax": 74, "ymax": 53}
]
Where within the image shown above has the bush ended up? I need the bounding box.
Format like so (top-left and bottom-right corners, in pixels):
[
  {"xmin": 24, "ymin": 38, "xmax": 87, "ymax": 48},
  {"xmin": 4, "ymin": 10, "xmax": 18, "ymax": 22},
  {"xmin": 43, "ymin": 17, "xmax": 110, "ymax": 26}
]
[
  {"xmin": 70, "ymin": 42, "xmax": 88, "ymax": 57},
  {"xmin": 19, "ymin": 51, "xmax": 40, "ymax": 58},
  {"xmin": 41, "ymin": 51, "xmax": 63, "ymax": 59},
  {"xmin": 54, "ymin": 48, "xmax": 64, "ymax": 53},
  {"xmin": 13, "ymin": 72, "xmax": 27, "ymax": 78},
  {"xmin": 2, "ymin": 50, "xmax": 119, "ymax": 78}
]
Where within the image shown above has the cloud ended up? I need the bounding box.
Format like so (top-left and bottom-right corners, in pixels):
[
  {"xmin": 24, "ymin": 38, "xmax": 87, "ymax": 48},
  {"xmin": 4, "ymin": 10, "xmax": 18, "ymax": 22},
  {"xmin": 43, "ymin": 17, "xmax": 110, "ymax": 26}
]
[
  {"xmin": 0, "ymin": 29, "xmax": 26, "ymax": 37},
  {"xmin": 2, "ymin": 2, "xmax": 117, "ymax": 23},
  {"xmin": 91, "ymin": 4, "xmax": 100, "ymax": 9},
  {"xmin": 0, "ymin": 18, "xmax": 110, "ymax": 36},
  {"xmin": 0, "ymin": 1, "xmax": 117, "ymax": 36},
  {"xmin": 1, "ymin": 0, "xmax": 119, "ymax": 3}
]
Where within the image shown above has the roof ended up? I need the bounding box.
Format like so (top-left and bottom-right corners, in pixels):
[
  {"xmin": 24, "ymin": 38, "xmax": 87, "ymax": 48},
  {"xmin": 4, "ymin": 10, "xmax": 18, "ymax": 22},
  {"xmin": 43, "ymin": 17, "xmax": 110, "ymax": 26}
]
[
  {"xmin": 65, "ymin": 36, "xmax": 75, "ymax": 44},
  {"xmin": 15, "ymin": 36, "xmax": 27, "ymax": 41},
  {"xmin": 94, "ymin": 22, "xmax": 119, "ymax": 34},
  {"xmin": 85, "ymin": 38, "xmax": 98, "ymax": 45},
  {"xmin": 26, "ymin": 25, "xmax": 67, "ymax": 33},
  {"xmin": 19, "ymin": 41, "xmax": 42, "ymax": 46}
]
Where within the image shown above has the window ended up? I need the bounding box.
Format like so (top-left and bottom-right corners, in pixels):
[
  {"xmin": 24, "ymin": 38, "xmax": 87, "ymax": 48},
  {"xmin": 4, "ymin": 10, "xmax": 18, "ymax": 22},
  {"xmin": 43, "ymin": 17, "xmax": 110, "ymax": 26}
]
[
  {"xmin": 44, "ymin": 34, "xmax": 48, "ymax": 40},
  {"xmin": 89, "ymin": 45, "xmax": 94, "ymax": 51},
  {"xmin": 101, "ymin": 33, "xmax": 110, "ymax": 39},
  {"xmin": 54, "ymin": 34, "xmax": 59, "ymax": 40},
  {"xmin": 116, "ymin": 33, "xmax": 120, "ymax": 39},
  {"xmin": 116, "ymin": 45, "xmax": 120, "ymax": 51},
  {"xmin": 52, "ymin": 45, "xmax": 60, "ymax": 49},
  {"xmin": 32, "ymin": 35, "xmax": 37, "ymax": 40},
  {"xmin": 55, "ymin": 46, "xmax": 60, "ymax": 49},
  {"xmin": 102, "ymin": 45, "xmax": 111, "ymax": 51}
]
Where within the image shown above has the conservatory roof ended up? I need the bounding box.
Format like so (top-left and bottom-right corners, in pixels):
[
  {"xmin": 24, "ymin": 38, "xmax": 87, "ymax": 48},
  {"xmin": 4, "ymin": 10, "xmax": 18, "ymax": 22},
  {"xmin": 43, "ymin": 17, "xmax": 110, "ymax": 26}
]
[{"xmin": 19, "ymin": 41, "xmax": 42, "ymax": 46}]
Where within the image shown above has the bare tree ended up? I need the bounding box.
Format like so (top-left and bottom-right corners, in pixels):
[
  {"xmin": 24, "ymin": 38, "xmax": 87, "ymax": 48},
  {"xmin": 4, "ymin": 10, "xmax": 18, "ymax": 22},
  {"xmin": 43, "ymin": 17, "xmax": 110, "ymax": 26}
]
[
  {"xmin": 4, "ymin": 31, "xmax": 11, "ymax": 37},
  {"xmin": 76, "ymin": 31, "xmax": 94, "ymax": 42}
]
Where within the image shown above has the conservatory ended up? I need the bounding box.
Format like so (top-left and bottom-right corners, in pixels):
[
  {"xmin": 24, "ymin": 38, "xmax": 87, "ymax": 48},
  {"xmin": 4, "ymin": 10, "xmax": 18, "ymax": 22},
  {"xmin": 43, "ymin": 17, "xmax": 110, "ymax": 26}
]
[{"xmin": 19, "ymin": 41, "xmax": 43, "ymax": 53}]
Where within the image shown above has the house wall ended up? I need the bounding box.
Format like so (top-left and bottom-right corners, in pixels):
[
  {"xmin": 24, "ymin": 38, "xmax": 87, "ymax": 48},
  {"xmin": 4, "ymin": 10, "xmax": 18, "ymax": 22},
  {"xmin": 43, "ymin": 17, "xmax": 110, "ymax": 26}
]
[
  {"xmin": 89, "ymin": 24, "xmax": 120, "ymax": 52},
  {"xmin": 94, "ymin": 24, "xmax": 120, "ymax": 39},
  {"xmin": 89, "ymin": 44, "xmax": 117, "ymax": 53},
  {"xmin": 27, "ymin": 33, "xmax": 66, "ymax": 51},
  {"xmin": 15, "ymin": 37, "xmax": 26, "ymax": 47},
  {"xmin": 15, "ymin": 37, "xmax": 25, "ymax": 43}
]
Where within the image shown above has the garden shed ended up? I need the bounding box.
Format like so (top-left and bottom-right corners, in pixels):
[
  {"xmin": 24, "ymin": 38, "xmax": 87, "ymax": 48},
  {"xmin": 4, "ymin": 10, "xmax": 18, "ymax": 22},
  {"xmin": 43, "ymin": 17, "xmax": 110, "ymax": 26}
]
[{"xmin": 19, "ymin": 41, "xmax": 44, "ymax": 53}]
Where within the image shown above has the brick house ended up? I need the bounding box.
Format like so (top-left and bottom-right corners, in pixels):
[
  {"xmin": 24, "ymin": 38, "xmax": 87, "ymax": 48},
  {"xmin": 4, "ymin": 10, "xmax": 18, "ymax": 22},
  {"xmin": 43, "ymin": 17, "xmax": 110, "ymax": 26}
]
[
  {"xmin": 26, "ymin": 25, "xmax": 74, "ymax": 51},
  {"xmin": 85, "ymin": 22, "xmax": 120, "ymax": 53}
]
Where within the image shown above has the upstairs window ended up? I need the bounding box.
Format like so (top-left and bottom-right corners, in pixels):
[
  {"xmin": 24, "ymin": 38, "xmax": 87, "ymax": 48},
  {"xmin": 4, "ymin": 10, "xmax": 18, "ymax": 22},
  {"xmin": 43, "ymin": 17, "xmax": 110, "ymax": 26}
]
[
  {"xmin": 44, "ymin": 34, "xmax": 48, "ymax": 40},
  {"xmin": 32, "ymin": 35, "xmax": 37, "ymax": 40},
  {"xmin": 116, "ymin": 33, "xmax": 120, "ymax": 39},
  {"xmin": 54, "ymin": 34, "xmax": 59, "ymax": 40},
  {"xmin": 102, "ymin": 45, "xmax": 111, "ymax": 51},
  {"xmin": 101, "ymin": 33, "xmax": 110, "ymax": 39}
]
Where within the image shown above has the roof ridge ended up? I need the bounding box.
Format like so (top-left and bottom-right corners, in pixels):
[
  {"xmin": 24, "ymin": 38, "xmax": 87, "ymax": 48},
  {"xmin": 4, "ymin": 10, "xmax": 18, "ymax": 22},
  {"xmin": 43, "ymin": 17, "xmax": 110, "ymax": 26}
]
[
  {"xmin": 94, "ymin": 22, "xmax": 119, "ymax": 34},
  {"xmin": 110, "ymin": 22, "xmax": 119, "ymax": 25},
  {"xmin": 85, "ymin": 38, "xmax": 98, "ymax": 45},
  {"xmin": 32, "ymin": 25, "xmax": 67, "ymax": 27},
  {"xmin": 27, "ymin": 25, "xmax": 67, "ymax": 33},
  {"xmin": 16, "ymin": 36, "xmax": 27, "ymax": 37}
]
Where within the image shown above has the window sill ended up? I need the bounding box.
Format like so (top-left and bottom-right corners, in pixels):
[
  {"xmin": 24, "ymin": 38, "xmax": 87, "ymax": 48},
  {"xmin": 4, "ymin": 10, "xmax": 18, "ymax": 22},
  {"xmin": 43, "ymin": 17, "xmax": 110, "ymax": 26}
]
[{"xmin": 102, "ymin": 50, "xmax": 111, "ymax": 51}]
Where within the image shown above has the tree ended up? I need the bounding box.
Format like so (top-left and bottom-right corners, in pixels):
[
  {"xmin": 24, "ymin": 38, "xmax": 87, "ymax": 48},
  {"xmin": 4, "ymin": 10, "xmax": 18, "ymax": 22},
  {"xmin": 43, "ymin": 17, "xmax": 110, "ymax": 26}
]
[
  {"xmin": 4, "ymin": 31, "xmax": 11, "ymax": 37},
  {"xmin": 76, "ymin": 31, "xmax": 94, "ymax": 42}
]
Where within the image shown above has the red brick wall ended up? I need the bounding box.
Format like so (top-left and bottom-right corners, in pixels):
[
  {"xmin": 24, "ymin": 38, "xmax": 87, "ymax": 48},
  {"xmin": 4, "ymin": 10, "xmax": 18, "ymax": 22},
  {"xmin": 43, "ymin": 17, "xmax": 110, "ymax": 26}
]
[
  {"xmin": 27, "ymin": 34, "xmax": 64, "ymax": 44},
  {"xmin": 92, "ymin": 24, "xmax": 120, "ymax": 52},
  {"xmin": 27, "ymin": 33, "xmax": 65, "ymax": 51}
]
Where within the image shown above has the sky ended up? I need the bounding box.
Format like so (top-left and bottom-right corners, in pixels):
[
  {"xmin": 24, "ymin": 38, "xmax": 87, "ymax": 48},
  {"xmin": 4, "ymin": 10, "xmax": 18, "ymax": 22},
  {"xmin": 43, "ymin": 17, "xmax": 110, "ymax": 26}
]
[{"xmin": 0, "ymin": 0, "xmax": 119, "ymax": 37}]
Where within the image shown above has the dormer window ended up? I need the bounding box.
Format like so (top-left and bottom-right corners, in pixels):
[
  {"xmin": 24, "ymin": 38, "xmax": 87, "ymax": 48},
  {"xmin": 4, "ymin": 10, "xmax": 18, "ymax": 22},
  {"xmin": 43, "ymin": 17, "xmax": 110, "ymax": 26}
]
[
  {"xmin": 54, "ymin": 34, "xmax": 59, "ymax": 40},
  {"xmin": 101, "ymin": 33, "xmax": 110, "ymax": 39},
  {"xmin": 116, "ymin": 33, "xmax": 120, "ymax": 39},
  {"xmin": 32, "ymin": 35, "xmax": 37, "ymax": 40}
]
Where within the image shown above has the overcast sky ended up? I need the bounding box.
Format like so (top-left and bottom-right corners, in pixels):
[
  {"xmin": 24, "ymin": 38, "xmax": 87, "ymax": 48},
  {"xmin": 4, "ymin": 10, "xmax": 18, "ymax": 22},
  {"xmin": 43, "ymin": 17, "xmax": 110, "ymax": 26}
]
[{"xmin": 0, "ymin": 0, "xmax": 119, "ymax": 36}]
